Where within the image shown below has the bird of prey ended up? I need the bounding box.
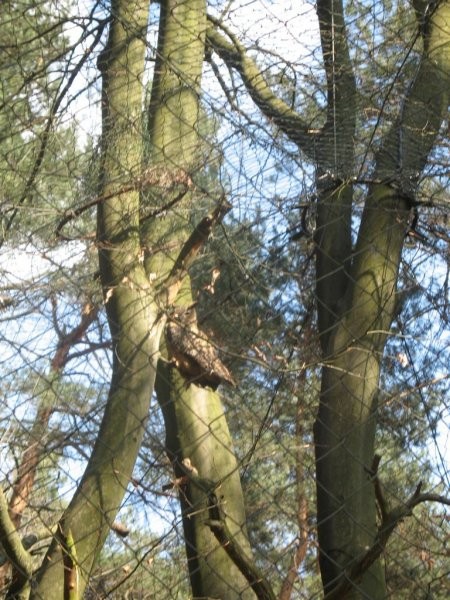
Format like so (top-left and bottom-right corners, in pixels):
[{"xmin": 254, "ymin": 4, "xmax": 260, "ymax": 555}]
[{"xmin": 165, "ymin": 306, "xmax": 236, "ymax": 390}]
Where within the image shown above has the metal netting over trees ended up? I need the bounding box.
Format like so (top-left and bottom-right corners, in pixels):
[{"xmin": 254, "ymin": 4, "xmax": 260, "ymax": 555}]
[{"xmin": 0, "ymin": 0, "xmax": 449, "ymax": 598}]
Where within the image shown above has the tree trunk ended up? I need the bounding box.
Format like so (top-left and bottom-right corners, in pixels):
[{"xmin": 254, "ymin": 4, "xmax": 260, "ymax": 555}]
[
  {"xmin": 314, "ymin": 2, "xmax": 450, "ymax": 596},
  {"xmin": 145, "ymin": 0, "xmax": 256, "ymax": 596},
  {"xmin": 315, "ymin": 184, "xmax": 409, "ymax": 598},
  {"xmin": 32, "ymin": 1, "xmax": 160, "ymax": 597},
  {"xmin": 157, "ymin": 365, "xmax": 256, "ymax": 599},
  {"xmin": 206, "ymin": 1, "xmax": 450, "ymax": 592}
]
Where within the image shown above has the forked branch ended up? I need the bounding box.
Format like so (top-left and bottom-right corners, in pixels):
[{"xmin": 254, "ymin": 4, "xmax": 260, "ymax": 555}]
[{"xmin": 324, "ymin": 455, "xmax": 450, "ymax": 600}]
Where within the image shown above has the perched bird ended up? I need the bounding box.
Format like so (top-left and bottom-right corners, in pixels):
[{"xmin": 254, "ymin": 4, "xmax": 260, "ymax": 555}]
[{"xmin": 165, "ymin": 306, "xmax": 236, "ymax": 390}]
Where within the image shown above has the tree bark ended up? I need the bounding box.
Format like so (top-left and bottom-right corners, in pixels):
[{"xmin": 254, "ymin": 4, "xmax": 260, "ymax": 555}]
[
  {"xmin": 32, "ymin": 1, "xmax": 160, "ymax": 597},
  {"xmin": 144, "ymin": 1, "xmax": 256, "ymax": 597},
  {"xmin": 314, "ymin": 2, "xmax": 450, "ymax": 597},
  {"xmin": 157, "ymin": 366, "xmax": 256, "ymax": 598},
  {"xmin": 207, "ymin": 1, "xmax": 450, "ymax": 597},
  {"xmin": 315, "ymin": 184, "xmax": 409, "ymax": 598}
]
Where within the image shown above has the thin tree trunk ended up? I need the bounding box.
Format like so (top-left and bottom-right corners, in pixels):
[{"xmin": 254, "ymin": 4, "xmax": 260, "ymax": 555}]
[{"xmin": 279, "ymin": 375, "xmax": 309, "ymax": 600}]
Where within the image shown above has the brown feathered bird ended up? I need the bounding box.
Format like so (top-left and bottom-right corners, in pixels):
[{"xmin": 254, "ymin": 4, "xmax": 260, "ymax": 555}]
[{"xmin": 165, "ymin": 306, "xmax": 236, "ymax": 390}]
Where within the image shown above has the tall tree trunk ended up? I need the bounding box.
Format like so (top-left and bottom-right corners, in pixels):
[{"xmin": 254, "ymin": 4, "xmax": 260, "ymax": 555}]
[
  {"xmin": 32, "ymin": 1, "xmax": 160, "ymax": 597},
  {"xmin": 206, "ymin": 1, "xmax": 449, "ymax": 597},
  {"xmin": 314, "ymin": 3, "xmax": 450, "ymax": 597},
  {"xmin": 315, "ymin": 183, "xmax": 408, "ymax": 598},
  {"xmin": 144, "ymin": 0, "xmax": 256, "ymax": 596}
]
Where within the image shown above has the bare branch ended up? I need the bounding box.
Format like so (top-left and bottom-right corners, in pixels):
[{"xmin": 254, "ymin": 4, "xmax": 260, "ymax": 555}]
[
  {"xmin": 206, "ymin": 15, "xmax": 315, "ymax": 155},
  {"xmin": 156, "ymin": 199, "xmax": 232, "ymax": 307},
  {"xmin": 0, "ymin": 19, "xmax": 108, "ymax": 249},
  {"xmin": 51, "ymin": 302, "xmax": 99, "ymax": 372},
  {"xmin": 7, "ymin": 302, "xmax": 101, "ymax": 539},
  {"xmin": 56, "ymin": 166, "xmax": 192, "ymax": 240},
  {"xmin": 324, "ymin": 457, "xmax": 450, "ymax": 600}
]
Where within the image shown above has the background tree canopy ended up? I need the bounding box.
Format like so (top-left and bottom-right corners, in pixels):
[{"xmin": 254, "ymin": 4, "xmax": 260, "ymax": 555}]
[{"xmin": 0, "ymin": 0, "xmax": 449, "ymax": 598}]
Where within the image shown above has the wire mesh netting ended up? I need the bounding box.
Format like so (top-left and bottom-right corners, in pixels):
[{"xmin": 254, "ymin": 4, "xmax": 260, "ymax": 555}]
[{"xmin": 0, "ymin": 0, "xmax": 449, "ymax": 598}]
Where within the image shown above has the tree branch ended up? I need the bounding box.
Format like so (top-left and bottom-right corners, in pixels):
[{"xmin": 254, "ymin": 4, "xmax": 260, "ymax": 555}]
[
  {"xmin": 0, "ymin": 486, "xmax": 32, "ymax": 598},
  {"xmin": 375, "ymin": 0, "xmax": 450, "ymax": 190},
  {"xmin": 206, "ymin": 15, "xmax": 315, "ymax": 155},
  {"xmin": 324, "ymin": 455, "xmax": 450, "ymax": 600},
  {"xmin": 156, "ymin": 198, "xmax": 232, "ymax": 307},
  {"xmin": 1, "ymin": 301, "xmax": 103, "ymax": 593},
  {"xmin": 56, "ymin": 166, "xmax": 192, "ymax": 240},
  {"xmin": 51, "ymin": 302, "xmax": 99, "ymax": 371},
  {"xmin": 316, "ymin": 0, "xmax": 356, "ymax": 173},
  {"xmin": 0, "ymin": 19, "xmax": 108, "ymax": 249}
]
